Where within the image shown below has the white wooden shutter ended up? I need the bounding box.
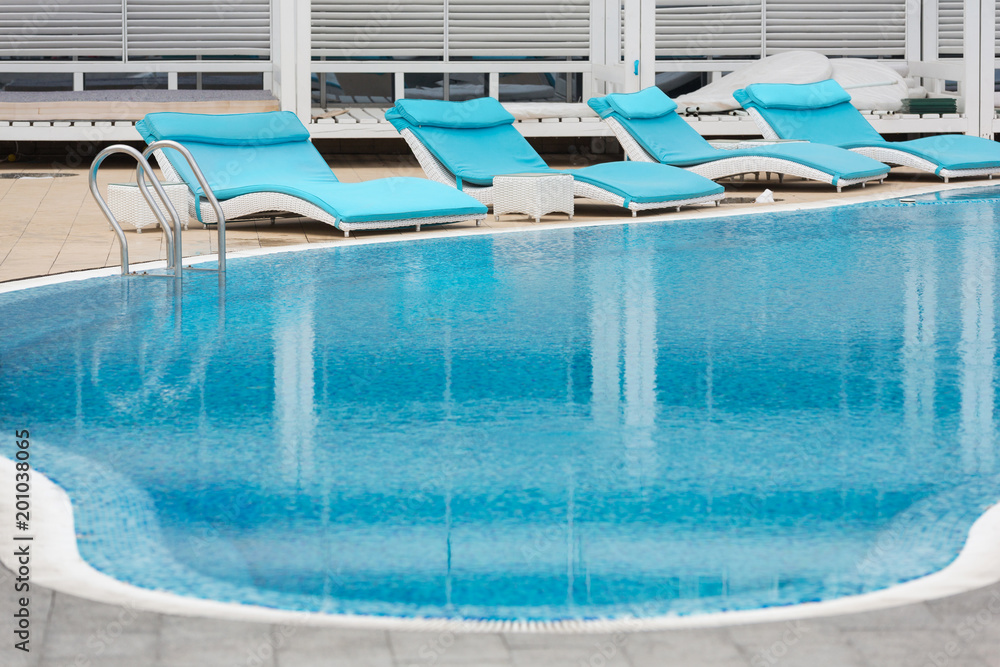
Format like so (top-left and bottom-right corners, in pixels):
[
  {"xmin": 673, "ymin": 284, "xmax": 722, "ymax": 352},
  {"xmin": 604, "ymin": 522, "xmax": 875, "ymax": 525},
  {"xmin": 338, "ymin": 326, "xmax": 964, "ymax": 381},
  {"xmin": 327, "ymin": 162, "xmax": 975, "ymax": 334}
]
[
  {"xmin": 937, "ymin": 0, "xmax": 963, "ymax": 55},
  {"xmin": 764, "ymin": 1, "xmax": 907, "ymax": 57},
  {"xmin": 655, "ymin": 0, "xmax": 763, "ymax": 58},
  {"xmin": 0, "ymin": 0, "xmax": 123, "ymax": 58},
  {"xmin": 448, "ymin": 0, "xmax": 591, "ymax": 58},
  {"xmin": 125, "ymin": 1, "xmax": 270, "ymax": 58},
  {"xmin": 312, "ymin": 0, "xmax": 445, "ymax": 58}
]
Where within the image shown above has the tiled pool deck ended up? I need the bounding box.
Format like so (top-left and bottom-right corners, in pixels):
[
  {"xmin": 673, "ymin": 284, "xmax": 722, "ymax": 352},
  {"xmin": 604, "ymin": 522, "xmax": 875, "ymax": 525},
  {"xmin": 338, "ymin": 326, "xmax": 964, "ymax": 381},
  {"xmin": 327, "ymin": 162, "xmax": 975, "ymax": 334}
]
[
  {"xmin": 1, "ymin": 565, "xmax": 998, "ymax": 667},
  {"xmin": 1, "ymin": 156, "xmax": 999, "ymax": 666}
]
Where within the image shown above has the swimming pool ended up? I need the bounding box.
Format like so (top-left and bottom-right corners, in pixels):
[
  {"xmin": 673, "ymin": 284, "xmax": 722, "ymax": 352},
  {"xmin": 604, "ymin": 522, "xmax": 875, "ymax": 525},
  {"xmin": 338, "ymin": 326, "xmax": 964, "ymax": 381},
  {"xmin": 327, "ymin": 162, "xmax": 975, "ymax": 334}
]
[{"xmin": 2, "ymin": 192, "xmax": 999, "ymax": 621}]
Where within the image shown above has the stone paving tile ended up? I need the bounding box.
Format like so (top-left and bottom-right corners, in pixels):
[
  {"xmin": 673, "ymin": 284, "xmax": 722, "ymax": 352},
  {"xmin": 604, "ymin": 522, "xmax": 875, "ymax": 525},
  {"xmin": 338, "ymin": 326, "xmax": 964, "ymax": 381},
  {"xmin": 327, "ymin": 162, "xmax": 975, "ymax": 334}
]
[
  {"xmin": 390, "ymin": 632, "xmax": 511, "ymax": 665},
  {"xmin": 822, "ymin": 601, "xmax": 945, "ymax": 630},
  {"xmin": 42, "ymin": 628, "xmax": 159, "ymax": 661},
  {"xmin": 159, "ymin": 616, "xmax": 278, "ymax": 667},
  {"xmin": 846, "ymin": 629, "xmax": 993, "ymax": 667},
  {"xmin": 728, "ymin": 621, "xmax": 865, "ymax": 667},
  {"xmin": 624, "ymin": 629, "xmax": 748, "ymax": 667},
  {"xmin": 0, "ymin": 578, "xmax": 52, "ymax": 667},
  {"xmin": 274, "ymin": 627, "xmax": 393, "ymax": 667},
  {"xmin": 504, "ymin": 634, "xmax": 634, "ymax": 667},
  {"xmin": 46, "ymin": 593, "xmax": 159, "ymax": 635},
  {"xmin": 508, "ymin": 646, "xmax": 632, "ymax": 667}
]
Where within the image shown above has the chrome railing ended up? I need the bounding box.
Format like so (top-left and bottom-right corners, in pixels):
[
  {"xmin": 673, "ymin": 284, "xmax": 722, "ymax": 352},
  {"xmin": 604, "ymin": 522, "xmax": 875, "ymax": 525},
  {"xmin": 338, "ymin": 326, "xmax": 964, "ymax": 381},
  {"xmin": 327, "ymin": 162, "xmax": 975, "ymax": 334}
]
[
  {"xmin": 142, "ymin": 140, "xmax": 228, "ymax": 274},
  {"xmin": 88, "ymin": 141, "xmax": 227, "ymax": 277}
]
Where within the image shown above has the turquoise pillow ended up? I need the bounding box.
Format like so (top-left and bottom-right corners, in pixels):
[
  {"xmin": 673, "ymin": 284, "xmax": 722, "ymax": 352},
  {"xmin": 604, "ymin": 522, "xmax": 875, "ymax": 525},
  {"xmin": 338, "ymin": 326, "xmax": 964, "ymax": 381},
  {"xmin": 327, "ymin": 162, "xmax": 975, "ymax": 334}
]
[
  {"xmin": 138, "ymin": 111, "xmax": 310, "ymax": 146},
  {"xmin": 740, "ymin": 80, "xmax": 852, "ymax": 110},
  {"xmin": 602, "ymin": 87, "xmax": 679, "ymax": 119},
  {"xmin": 393, "ymin": 97, "xmax": 515, "ymax": 129}
]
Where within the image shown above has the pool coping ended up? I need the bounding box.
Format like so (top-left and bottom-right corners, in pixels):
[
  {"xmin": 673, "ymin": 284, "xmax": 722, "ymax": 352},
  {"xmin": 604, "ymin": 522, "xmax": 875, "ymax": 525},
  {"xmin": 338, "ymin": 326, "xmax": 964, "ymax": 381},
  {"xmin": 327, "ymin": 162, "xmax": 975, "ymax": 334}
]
[{"xmin": 2, "ymin": 179, "xmax": 1000, "ymax": 632}]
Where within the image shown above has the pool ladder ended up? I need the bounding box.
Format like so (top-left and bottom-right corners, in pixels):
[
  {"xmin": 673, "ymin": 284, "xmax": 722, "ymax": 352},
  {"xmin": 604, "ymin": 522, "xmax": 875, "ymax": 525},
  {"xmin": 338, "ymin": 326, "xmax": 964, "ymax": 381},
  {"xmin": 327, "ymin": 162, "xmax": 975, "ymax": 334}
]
[{"xmin": 89, "ymin": 141, "xmax": 227, "ymax": 278}]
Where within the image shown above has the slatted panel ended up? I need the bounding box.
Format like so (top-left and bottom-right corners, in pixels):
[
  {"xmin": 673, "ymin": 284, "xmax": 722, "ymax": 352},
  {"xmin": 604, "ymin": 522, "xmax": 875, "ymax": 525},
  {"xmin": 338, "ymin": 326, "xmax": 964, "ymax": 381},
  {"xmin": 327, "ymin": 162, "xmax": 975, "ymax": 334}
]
[
  {"xmin": 938, "ymin": 0, "xmax": 963, "ymax": 55},
  {"xmin": 126, "ymin": 1, "xmax": 270, "ymax": 58},
  {"xmin": 312, "ymin": 0, "xmax": 445, "ymax": 58},
  {"xmin": 0, "ymin": 1, "xmax": 123, "ymax": 58},
  {"xmin": 448, "ymin": 0, "xmax": 591, "ymax": 57},
  {"xmin": 656, "ymin": 1, "xmax": 763, "ymax": 58},
  {"xmin": 765, "ymin": 1, "xmax": 907, "ymax": 56}
]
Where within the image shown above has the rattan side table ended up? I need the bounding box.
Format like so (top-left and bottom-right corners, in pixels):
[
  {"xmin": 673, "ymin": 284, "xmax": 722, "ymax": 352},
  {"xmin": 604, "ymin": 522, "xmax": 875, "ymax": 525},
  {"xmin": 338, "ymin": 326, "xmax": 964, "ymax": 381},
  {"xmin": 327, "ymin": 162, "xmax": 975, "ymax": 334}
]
[
  {"xmin": 493, "ymin": 173, "xmax": 574, "ymax": 223},
  {"xmin": 106, "ymin": 181, "xmax": 190, "ymax": 233}
]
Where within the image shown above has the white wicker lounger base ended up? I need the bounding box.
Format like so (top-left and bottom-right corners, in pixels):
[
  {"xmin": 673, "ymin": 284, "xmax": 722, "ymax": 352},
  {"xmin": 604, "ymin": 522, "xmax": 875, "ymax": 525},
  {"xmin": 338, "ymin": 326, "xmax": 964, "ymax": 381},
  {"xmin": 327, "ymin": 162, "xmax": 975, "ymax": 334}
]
[
  {"xmin": 152, "ymin": 149, "xmax": 484, "ymax": 236},
  {"xmin": 606, "ymin": 117, "xmax": 883, "ymax": 190},
  {"xmin": 850, "ymin": 146, "xmax": 1000, "ymax": 182},
  {"xmin": 746, "ymin": 110, "xmax": 1000, "ymax": 183},
  {"xmin": 572, "ymin": 182, "xmax": 724, "ymax": 214},
  {"xmin": 195, "ymin": 192, "xmax": 484, "ymax": 236},
  {"xmin": 401, "ymin": 128, "xmax": 723, "ymax": 214}
]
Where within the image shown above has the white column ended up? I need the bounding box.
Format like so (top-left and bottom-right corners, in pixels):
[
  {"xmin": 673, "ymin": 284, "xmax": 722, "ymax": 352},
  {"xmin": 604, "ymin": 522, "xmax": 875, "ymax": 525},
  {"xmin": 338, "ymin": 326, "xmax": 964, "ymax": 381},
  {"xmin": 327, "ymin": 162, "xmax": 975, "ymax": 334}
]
[
  {"xmin": 905, "ymin": 0, "xmax": 922, "ymax": 62},
  {"xmin": 294, "ymin": 0, "xmax": 312, "ymax": 122},
  {"xmin": 638, "ymin": 0, "xmax": 656, "ymax": 90},
  {"xmin": 589, "ymin": 0, "xmax": 607, "ymax": 96},
  {"xmin": 980, "ymin": 0, "xmax": 997, "ymax": 138},
  {"xmin": 922, "ymin": 0, "xmax": 940, "ymax": 60},
  {"xmin": 964, "ymin": 0, "xmax": 994, "ymax": 137},
  {"xmin": 271, "ymin": 0, "xmax": 309, "ymax": 122},
  {"xmin": 621, "ymin": 0, "xmax": 642, "ymax": 92}
]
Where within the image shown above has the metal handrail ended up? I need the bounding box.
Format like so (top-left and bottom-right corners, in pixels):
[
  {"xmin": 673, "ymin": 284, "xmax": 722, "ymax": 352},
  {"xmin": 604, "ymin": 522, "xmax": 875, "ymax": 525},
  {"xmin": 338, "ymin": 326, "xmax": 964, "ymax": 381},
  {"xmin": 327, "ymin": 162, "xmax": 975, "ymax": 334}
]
[
  {"xmin": 89, "ymin": 144, "xmax": 180, "ymax": 277},
  {"xmin": 142, "ymin": 140, "xmax": 228, "ymax": 274}
]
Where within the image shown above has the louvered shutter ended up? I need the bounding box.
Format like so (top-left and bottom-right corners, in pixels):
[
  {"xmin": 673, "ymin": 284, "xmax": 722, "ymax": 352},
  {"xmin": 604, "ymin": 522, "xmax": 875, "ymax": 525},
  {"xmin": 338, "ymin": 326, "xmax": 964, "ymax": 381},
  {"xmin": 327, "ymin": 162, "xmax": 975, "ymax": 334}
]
[
  {"xmin": 765, "ymin": 0, "xmax": 907, "ymax": 57},
  {"xmin": 937, "ymin": 0, "xmax": 963, "ymax": 55},
  {"xmin": 656, "ymin": 1, "xmax": 763, "ymax": 58},
  {"xmin": 125, "ymin": 1, "xmax": 270, "ymax": 58},
  {"xmin": 448, "ymin": 0, "xmax": 591, "ymax": 58},
  {"xmin": 0, "ymin": 0, "xmax": 123, "ymax": 58},
  {"xmin": 312, "ymin": 0, "xmax": 445, "ymax": 58}
]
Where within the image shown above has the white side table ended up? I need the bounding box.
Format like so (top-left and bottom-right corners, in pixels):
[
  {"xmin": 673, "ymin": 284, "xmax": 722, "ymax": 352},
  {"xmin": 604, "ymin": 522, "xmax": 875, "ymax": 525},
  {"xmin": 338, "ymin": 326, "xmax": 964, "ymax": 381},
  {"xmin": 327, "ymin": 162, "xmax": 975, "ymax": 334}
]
[
  {"xmin": 493, "ymin": 173, "xmax": 574, "ymax": 223},
  {"xmin": 106, "ymin": 182, "xmax": 190, "ymax": 233}
]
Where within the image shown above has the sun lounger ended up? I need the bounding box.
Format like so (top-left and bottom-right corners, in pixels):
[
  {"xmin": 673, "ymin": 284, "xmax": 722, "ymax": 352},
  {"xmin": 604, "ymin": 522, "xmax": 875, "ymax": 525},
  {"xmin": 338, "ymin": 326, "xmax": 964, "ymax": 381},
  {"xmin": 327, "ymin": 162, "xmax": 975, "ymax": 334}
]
[
  {"xmin": 384, "ymin": 97, "xmax": 725, "ymax": 216},
  {"xmin": 734, "ymin": 80, "xmax": 1000, "ymax": 182},
  {"xmin": 136, "ymin": 111, "xmax": 487, "ymax": 236},
  {"xmin": 588, "ymin": 87, "xmax": 890, "ymax": 192}
]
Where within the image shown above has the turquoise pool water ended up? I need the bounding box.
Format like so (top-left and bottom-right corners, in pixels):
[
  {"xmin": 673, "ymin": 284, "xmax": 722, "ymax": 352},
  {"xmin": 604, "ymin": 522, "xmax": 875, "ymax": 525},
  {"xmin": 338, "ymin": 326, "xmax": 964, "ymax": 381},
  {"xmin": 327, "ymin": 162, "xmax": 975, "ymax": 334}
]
[{"xmin": 3, "ymin": 192, "xmax": 1000, "ymax": 621}]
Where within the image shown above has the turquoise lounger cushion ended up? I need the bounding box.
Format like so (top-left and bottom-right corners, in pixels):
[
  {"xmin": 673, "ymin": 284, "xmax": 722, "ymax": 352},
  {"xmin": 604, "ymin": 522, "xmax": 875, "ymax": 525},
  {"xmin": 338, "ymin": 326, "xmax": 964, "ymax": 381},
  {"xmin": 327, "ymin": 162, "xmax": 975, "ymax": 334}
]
[
  {"xmin": 600, "ymin": 87, "xmax": 678, "ymax": 119},
  {"xmin": 590, "ymin": 90, "xmax": 889, "ymax": 183},
  {"xmin": 570, "ymin": 162, "xmax": 723, "ymax": 204},
  {"xmin": 735, "ymin": 82, "xmax": 1000, "ymax": 173},
  {"xmin": 887, "ymin": 135, "xmax": 1000, "ymax": 172},
  {"xmin": 388, "ymin": 121, "xmax": 554, "ymax": 186},
  {"xmin": 137, "ymin": 113, "xmax": 487, "ymax": 224},
  {"xmin": 140, "ymin": 111, "xmax": 310, "ymax": 146},
  {"xmin": 733, "ymin": 85, "xmax": 887, "ymax": 147},
  {"xmin": 386, "ymin": 100, "xmax": 723, "ymax": 203},
  {"xmin": 392, "ymin": 97, "xmax": 515, "ymax": 129},
  {"xmin": 737, "ymin": 80, "xmax": 852, "ymax": 110}
]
